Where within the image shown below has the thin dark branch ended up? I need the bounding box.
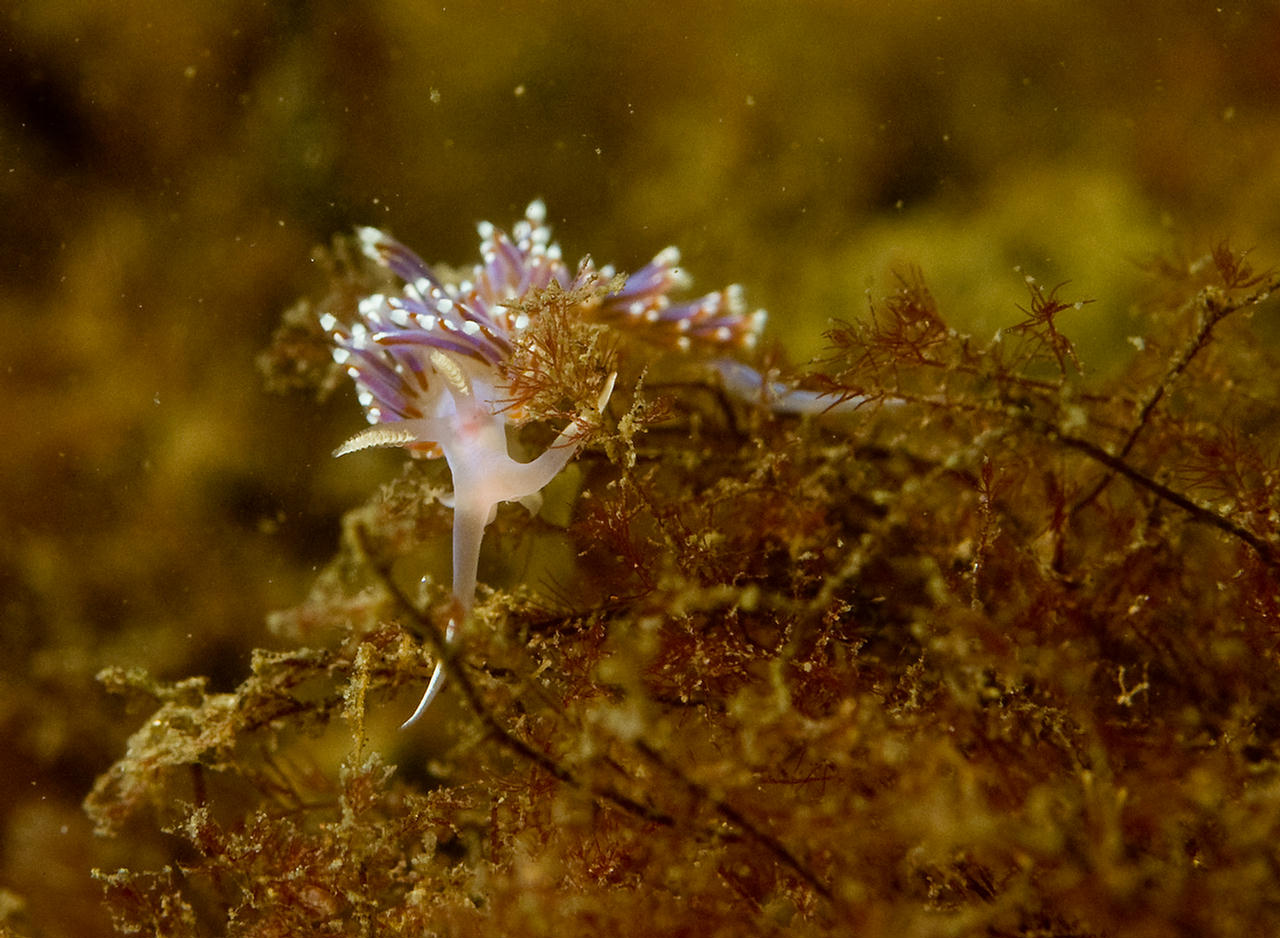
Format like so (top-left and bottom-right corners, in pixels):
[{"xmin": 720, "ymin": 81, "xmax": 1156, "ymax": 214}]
[
  {"xmin": 633, "ymin": 739, "xmax": 839, "ymax": 906},
  {"xmin": 1051, "ymin": 429, "xmax": 1277, "ymax": 571},
  {"xmin": 875, "ymin": 383, "xmax": 1277, "ymax": 571},
  {"xmin": 1073, "ymin": 276, "xmax": 1280, "ymax": 514}
]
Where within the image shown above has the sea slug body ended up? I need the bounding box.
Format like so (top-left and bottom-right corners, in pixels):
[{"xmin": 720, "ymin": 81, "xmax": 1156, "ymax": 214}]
[{"xmin": 322, "ymin": 200, "xmax": 766, "ymax": 726}]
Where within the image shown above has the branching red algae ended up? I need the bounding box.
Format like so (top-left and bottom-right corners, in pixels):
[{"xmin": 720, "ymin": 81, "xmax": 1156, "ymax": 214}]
[{"xmin": 85, "ymin": 238, "xmax": 1280, "ymax": 937}]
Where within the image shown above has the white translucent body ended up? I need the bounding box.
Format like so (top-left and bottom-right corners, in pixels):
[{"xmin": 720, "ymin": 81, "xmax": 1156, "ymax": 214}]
[{"xmin": 338, "ymin": 363, "xmax": 615, "ymax": 727}]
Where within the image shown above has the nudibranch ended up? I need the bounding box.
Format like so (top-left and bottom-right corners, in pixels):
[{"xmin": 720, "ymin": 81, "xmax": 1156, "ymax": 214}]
[{"xmin": 321, "ymin": 200, "xmax": 766, "ymax": 727}]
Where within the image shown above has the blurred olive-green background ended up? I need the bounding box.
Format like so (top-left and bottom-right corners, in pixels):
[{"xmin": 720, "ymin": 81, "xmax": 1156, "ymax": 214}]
[{"xmin": 3, "ymin": 2, "xmax": 1279, "ymax": 935}]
